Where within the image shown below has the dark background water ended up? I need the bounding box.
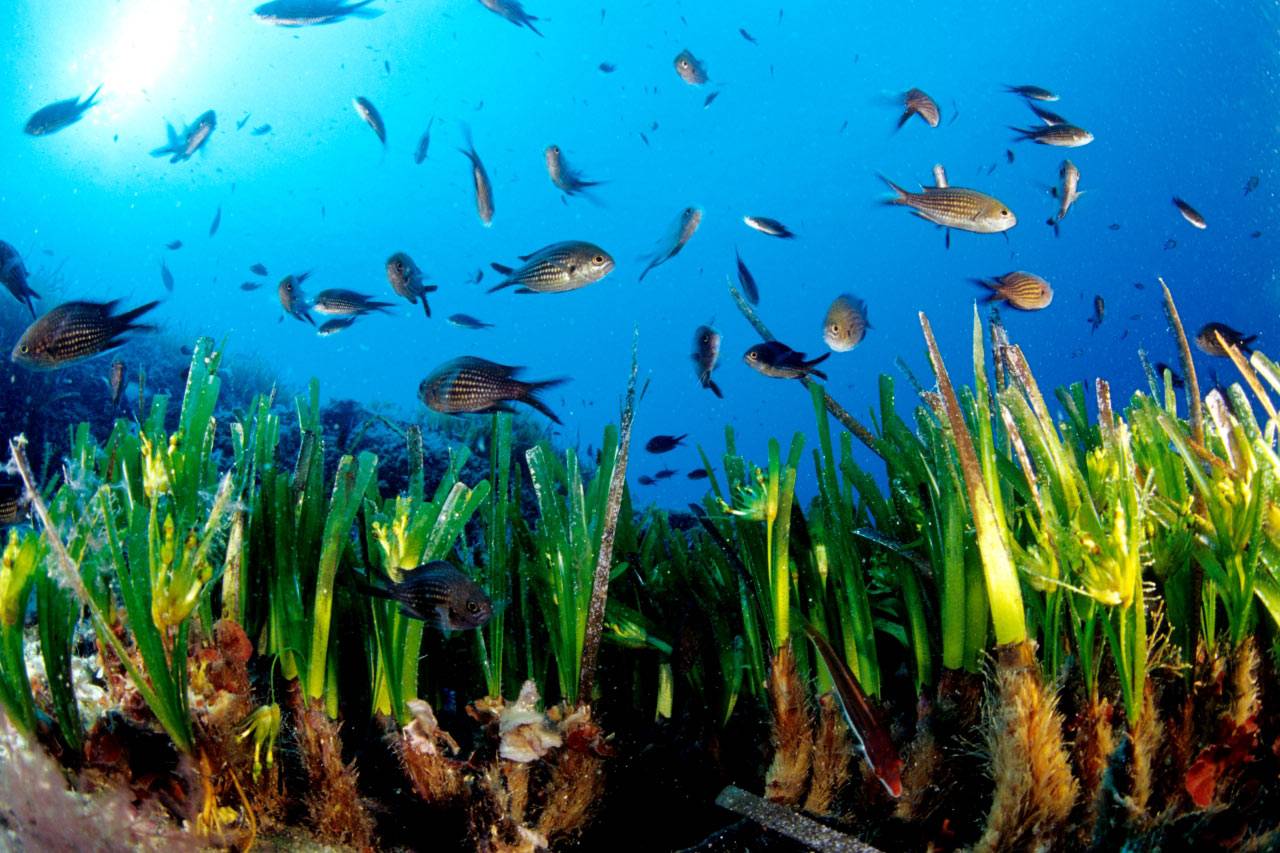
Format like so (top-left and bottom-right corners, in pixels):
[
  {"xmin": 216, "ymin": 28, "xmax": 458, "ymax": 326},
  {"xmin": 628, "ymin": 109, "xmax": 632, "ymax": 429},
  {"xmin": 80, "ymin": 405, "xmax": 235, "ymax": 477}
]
[{"xmin": 3, "ymin": 0, "xmax": 1277, "ymax": 503}]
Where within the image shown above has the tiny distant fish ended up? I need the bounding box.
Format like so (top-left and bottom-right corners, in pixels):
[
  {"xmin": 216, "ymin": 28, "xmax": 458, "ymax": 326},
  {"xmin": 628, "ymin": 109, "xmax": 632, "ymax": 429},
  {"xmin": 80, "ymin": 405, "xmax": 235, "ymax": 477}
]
[
  {"xmin": 448, "ymin": 313, "xmax": 494, "ymax": 330},
  {"xmin": 693, "ymin": 325, "xmax": 723, "ymax": 398},
  {"xmin": 313, "ymin": 288, "xmax": 394, "ymax": 316},
  {"xmin": 735, "ymin": 249, "xmax": 760, "ymax": 305},
  {"xmin": 972, "ymin": 271, "xmax": 1053, "ymax": 311},
  {"xmin": 1164, "ymin": 238, "xmax": 1177, "ymax": 250},
  {"xmin": 11, "ymin": 299, "xmax": 160, "ymax": 370},
  {"xmin": 278, "ymin": 272, "xmax": 315, "ymax": 325},
  {"xmin": 645, "ymin": 434, "xmax": 688, "ymax": 454},
  {"xmin": 419, "ymin": 356, "xmax": 566, "ymax": 422},
  {"xmin": 703, "ymin": 91, "xmax": 720, "ymax": 109},
  {"xmin": 1027, "ymin": 103, "xmax": 1069, "ymax": 126},
  {"xmin": 823, "ymin": 294, "xmax": 871, "ymax": 351},
  {"xmin": 253, "ymin": 0, "xmax": 383, "ymax": 26},
  {"xmin": 674, "ymin": 49, "xmax": 709, "ymax": 85},
  {"xmin": 1195, "ymin": 322, "xmax": 1259, "ymax": 358},
  {"xmin": 0, "ymin": 241, "xmax": 40, "ymax": 319},
  {"xmin": 1004, "ymin": 84, "xmax": 1059, "ymax": 101},
  {"xmin": 639, "ymin": 132, "xmax": 650, "ymax": 147},
  {"xmin": 654, "ymin": 468, "xmax": 678, "ymax": 480},
  {"xmin": 1108, "ymin": 223, "xmax": 1121, "ymax": 231},
  {"xmin": 1172, "ymin": 197, "xmax": 1207, "ymax": 230},
  {"xmin": 1244, "ymin": 176, "xmax": 1259, "ymax": 196},
  {"xmin": 638, "ymin": 476, "xmax": 656, "ymax": 486},
  {"xmin": 640, "ymin": 207, "xmax": 702, "ymax": 281},
  {"xmin": 598, "ymin": 62, "xmax": 616, "ymax": 73},
  {"xmin": 24, "ymin": 85, "xmax": 102, "ymax": 136},
  {"xmin": 318, "ymin": 316, "xmax": 358, "ymax": 336},
  {"xmin": 165, "ymin": 240, "xmax": 183, "ymax": 250},
  {"xmin": 1133, "ymin": 281, "xmax": 1145, "ymax": 290},
  {"xmin": 489, "ymin": 241, "xmax": 614, "ymax": 293},
  {"xmin": 739, "ymin": 27, "xmax": 757, "ymax": 44},
  {"xmin": 897, "ymin": 88, "xmax": 940, "ymax": 130},
  {"xmin": 687, "ymin": 468, "xmax": 709, "ymax": 480},
  {"xmin": 477, "ymin": 0, "xmax": 542, "ymax": 36},
  {"xmin": 386, "ymin": 251, "xmax": 438, "ymax": 317},
  {"xmin": 1088, "ymin": 295, "xmax": 1105, "ymax": 332},
  {"xmin": 413, "ymin": 117, "xmax": 434, "ymax": 164},
  {"xmin": 359, "ymin": 561, "xmax": 493, "ymax": 631},
  {"xmin": 250, "ymin": 262, "xmax": 269, "ymax": 276},
  {"xmin": 209, "ymin": 206, "xmax": 222, "ymax": 236},
  {"xmin": 160, "ymin": 259, "xmax": 175, "ymax": 292},
  {"xmin": 1005, "ymin": 149, "xmax": 1015, "ymax": 164},
  {"xmin": 468, "ymin": 268, "xmax": 485, "ymax": 285},
  {"xmin": 1251, "ymin": 230, "xmax": 1263, "ymax": 238},
  {"xmin": 151, "ymin": 111, "xmax": 217, "ymax": 163},
  {"xmin": 744, "ymin": 340, "xmax": 830, "ymax": 381},
  {"xmin": 240, "ymin": 281, "xmax": 263, "ymax": 291},
  {"xmin": 352, "ymin": 96, "xmax": 386, "ymax": 147},
  {"xmin": 109, "ymin": 359, "xmax": 126, "ymax": 407},
  {"xmin": 236, "ymin": 113, "xmax": 251, "ymax": 130},
  {"xmin": 459, "ymin": 126, "xmax": 495, "ymax": 226},
  {"xmin": 1047, "ymin": 159, "xmax": 1082, "ymax": 237},
  {"xmin": 545, "ymin": 145, "xmax": 605, "ymax": 197},
  {"xmin": 1152, "ymin": 362, "xmax": 1185, "ymax": 389},
  {"xmin": 251, "ymin": 124, "xmax": 272, "ymax": 136},
  {"xmin": 1010, "ymin": 123, "xmax": 1093, "ymax": 147},
  {"xmin": 743, "ymin": 215, "xmax": 795, "ymax": 239},
  {"xmin": 384, "ymin": 59, "xmax": 390, "ymax": 74}
]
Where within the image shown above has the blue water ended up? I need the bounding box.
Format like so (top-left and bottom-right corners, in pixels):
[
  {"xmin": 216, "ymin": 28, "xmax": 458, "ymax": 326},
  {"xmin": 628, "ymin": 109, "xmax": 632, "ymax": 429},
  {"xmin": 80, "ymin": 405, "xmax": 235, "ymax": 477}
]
[{"xmin": 5, "ymin": 0, "xmax": 1278, "ymax": 504}]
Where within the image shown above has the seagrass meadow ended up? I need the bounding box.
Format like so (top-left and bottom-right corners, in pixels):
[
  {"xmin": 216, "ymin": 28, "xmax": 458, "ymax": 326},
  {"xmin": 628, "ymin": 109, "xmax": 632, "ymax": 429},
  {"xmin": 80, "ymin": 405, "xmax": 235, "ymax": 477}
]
[{"xmin": 0, "ymin": 284, "xmax": 1278, "ymax": 852}]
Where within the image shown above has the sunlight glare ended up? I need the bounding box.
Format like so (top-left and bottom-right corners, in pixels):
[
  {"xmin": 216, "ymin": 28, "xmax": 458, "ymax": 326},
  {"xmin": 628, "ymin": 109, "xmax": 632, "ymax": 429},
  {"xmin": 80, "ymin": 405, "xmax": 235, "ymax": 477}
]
[{"xmin": 96, "ymin": 0, "xmax": 191, "ymax": 112}]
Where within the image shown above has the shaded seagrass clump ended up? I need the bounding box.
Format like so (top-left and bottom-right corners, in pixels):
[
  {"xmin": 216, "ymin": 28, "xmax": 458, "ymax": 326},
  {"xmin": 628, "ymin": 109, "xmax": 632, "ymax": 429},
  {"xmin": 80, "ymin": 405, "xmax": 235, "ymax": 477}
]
[
  {"xmin": 395, "ymin": 699, "xmax": 467, "ymax": 804},
  {"xmin": 803, "ymin": 692, "xmax": 853, "ymax": 816},
  {"xmin": 763, "ymin": 644, "xmax": 814, "ymax": 806},
  {"xmin": 289, "ymin": 687, "xmax": 375, "ymax": 848},
  {"xmin": 976, "ymin": 641, "xmax": 1078, "ymax": 853}
]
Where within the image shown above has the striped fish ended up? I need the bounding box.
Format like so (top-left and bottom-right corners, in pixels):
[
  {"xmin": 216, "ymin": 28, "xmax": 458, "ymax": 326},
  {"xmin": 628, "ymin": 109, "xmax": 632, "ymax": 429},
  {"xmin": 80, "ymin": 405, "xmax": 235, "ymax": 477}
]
[
  {"xmin": 973, "ymin": 271, "xmax": 1054, "ymax": 311},
  {"xmin": 879, "ymin": 174, "xmax": 1016, "ymax": 244},
  {"xmin": 11, "ymin": 299, "xmax": 160, "ymax": 370},
  {"xmin": 1173, "ymin": 197, "xmax": 1207, "ymax": 230},
  {"xmin": 1010, "ymin": 123, "xmax": 1093, "ymax": 147},
  {"xmin": 0, "ymin": 484, "xmax": 26, "ymax": 527},
  {"xmin": 312, "ymin": 289, "xmax": 394, "ymax": 316},
  {"xmin": 898, "ymin": 87, "xmax": 940, "ymax": 129},
  {"xmin": 488, "ymin": 241, "xmax": 614, "ymax": 293},
  {"xmin": 362, "ymin": 562, "xmax": 493, "ymax": 630},
  {"xmin": 419, "ymin": 356, "xmax": 566, "ymax": 423}
]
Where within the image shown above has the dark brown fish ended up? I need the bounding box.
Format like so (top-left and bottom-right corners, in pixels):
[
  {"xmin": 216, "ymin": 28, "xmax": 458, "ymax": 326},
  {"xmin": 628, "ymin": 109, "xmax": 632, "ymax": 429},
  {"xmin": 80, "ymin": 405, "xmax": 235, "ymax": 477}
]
[
  {"xmin": 250, "ymin": 262, "xmax": 269, "ymax": 276},
  {"xmin": 687, "ymin": 468, "xmax": 709, "ymax": 480},
  {"xmin": 318, "ymin": 317, "xmax": 358, "ymax": 336},
  {"xmin": 1153, "ymin": 361, "xmax": 1185, "ymax": 389},
  {"xmin": 0, "ymin": 484, "xmax": 27, "ymax": 527},
  {"xmin": 386, "ymin": 252, "xmax": 438, "ymax": 318},
  {"xmin": 313, "ymin": 288, "xmax": 394, "ymax": 316},
  {"xmin": 744, "ymin": 341, "xmax": 829, "ymax": 381},
  {"xmin": 160, "ymin": 259, "xmax": 175, "ymax": 292},
  {"xmin": 693, "ymin": 325, "xmax": 724, "ymax": 398},
  {"xmin": 1088, "ymin": 295, "xmax": 1105, "ymax": 332},
  {"xmin": 0, "ymin": 241, "xmax": 39, "ymax": 318},
  {"xmin": 447, "ymin": 313, "xmax": 493, "ymax": 330},
  {"xmin": 109, "ymin": 359, "xmax": 126, "ymax": 407},
  {"xmin": 1027, "ymin": 103, "xmax": 1069, "ymax": 126},
  {"xmin": 419, "ymin": 356, "xmax": 566, "ymax": 423},
  {"xmin": 654, "ymin": 468, "xmax": 678, "ymax": 480},
  {"xmin": 674, "ymin": 49, "xmax": 708, "ymax": 85},
  {"xmin": 209, "ymin": 205, "xmax": 222, "ymax": 236},
  {"xmin": 165, "ymin": 240, "xmax": 183, "ymax": 250},
  {"xmin": 413, "ymin": 117, "xmax": 434, "ymax": 164},
  {"xmin": 735, "ymin": 249, "xmax": 760, "ymax": 305},
  {"xmin": 24, "ymin": 86, "xmax": 102, "ymax": 136},
  {"xmin": 973, "ymin": 272, "xmax": 1053, "ymax": 311},
  {"xmin": 598, "ymin": 62, "xmax": 616, "ymax": 73},
  {"xmin": 11, "ymin": 299, "xmax": 160, "ymax": 370},
  {"xmin": 1195, "ymin": 322, "xmax": 1258, "ymax": 358},
  {"xmin": 645, "ymin": 434, "xmax": 688, "ymax": 454},
  {"xmin": 251, "ymin": 124, "xmax": 272, "ymax": 136},
  {"xmin": 240, "ymin": 281, "xmax": 263, "ymax": 291},
  {"xmin": 360, "ymin": 561, "xmax": 493, "ymax": 630},
  {"xmin": 897, "ymin": 88, "xmax": 940, "ymax": 129},
  {"xmin": 1244, "ymin": 176, "xmax": 1259, "ymax": 196},
  {"xmin": 1172, "ymin": 197, "xmax": 1207, "ymax": 230},
  {"xmin": 638, "ymin": 475, "xmax": 656, "ymax": 486},
  {"xmin": 278, "ymin": 272, "xmax": 315, "ymax": 325}
]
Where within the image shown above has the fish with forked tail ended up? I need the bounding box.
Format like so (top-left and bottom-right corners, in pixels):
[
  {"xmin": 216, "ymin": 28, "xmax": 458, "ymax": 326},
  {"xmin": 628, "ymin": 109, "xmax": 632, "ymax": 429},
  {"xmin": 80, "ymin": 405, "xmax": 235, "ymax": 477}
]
[
  {"xmin": 357, "ymin": 561, "xmax": 492, "ymax": 630},
  {"xmin": 419, "ymin": 356, "xmax": 567, "ymax": 423},
  {"xmin": 744, "ymin": 341, "xmax": 830, "ymax": 381},
  {"xmin": 693, "ymin": 325, "xmax": 723, "ymax": 398},
  {"xmin": 12, "ymin": 299, "xmax": 161, "ymax": 370}
]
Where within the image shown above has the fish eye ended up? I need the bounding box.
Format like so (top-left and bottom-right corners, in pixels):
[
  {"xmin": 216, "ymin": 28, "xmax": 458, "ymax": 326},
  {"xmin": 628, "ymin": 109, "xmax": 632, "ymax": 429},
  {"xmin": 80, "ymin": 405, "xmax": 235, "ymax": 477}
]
[
  {"xmin": 748, "ymin": 351, "xmax": 758, "ymax": 360},
  {"xmin": 1000, "ymin": 209, "xmax": 1009, "ymax": 216},
  {"xmin": 20, "ymin": 346, "xmax": 28, "ymax": 354},
  {"xmin": 679, "ymin": 59, "xmax": 690, "ymax": 68},
  {"xmin": 830, "ymin": 323, "xmax": 840, "ymax": 333},
  {"xmin": 466, "ymin": 600, "xmax": 480, "ymax": 614},
  {"xmin": 593, "ymin": 255, "xmax": 605, "ymax": 265}
]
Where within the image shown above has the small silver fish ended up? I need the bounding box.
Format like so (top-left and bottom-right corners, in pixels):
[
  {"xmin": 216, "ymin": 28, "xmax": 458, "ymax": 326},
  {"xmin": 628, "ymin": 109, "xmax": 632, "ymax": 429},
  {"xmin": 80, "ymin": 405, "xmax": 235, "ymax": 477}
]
[
  {"xmin": 1003, "ymin": 84, "xmax": 1059, "ymax": 101},
  {"xmin": 313, "ymin": 288, "xmax": 394, "ymax": 316},
  {"xmin": 735, "ymin": 249, "xmax": 759, "ymax": 305},
  {"xmin": 743, "ymin": 215, "xmax": 795, "ymax": 239},
  {"xmin": 460, "ymin": 127, "xmax": 495, "ymax": 226},
  {"xmin": 352, "ymin": 97, "xmax": 386, "ymax": 147},
  {"xmin": 447, "ymin": 313, "xmax": 494, "ymax": 330},
  {"xmin": 150, "ymin": 111, "xmax": 217, "ymax": 163},
  {"xmin": 160, "ymin": 259, "xmax": 175, "ymax": 292},
  {"xmin": 414, "ymin": 117, "xmax": 434, "ymax": 164},
  {"xmin": 318, "ymin": 316, "xmax": 358, "ymax": 336},
  {"xmin": 1009, "ymin": 123, "xmax": 1093, "ymax": 147},
  {"xmin": 1047, "ymin": 160, "xmax": 1082, "ymax": 236},
  {"xmin": 545, "ymin": 145, "xmax": 604, "ymax": 197},
  {"xmin": 1173, "ymin": 197, "xmax": 1207, "ymax": 230},
  {"xmin": 639, "ymin": 207, "xmax": 702, "ymax": 281},
  {"xmin": 476, "ymin": 0, "xmax": 542, "ymax": 36}
]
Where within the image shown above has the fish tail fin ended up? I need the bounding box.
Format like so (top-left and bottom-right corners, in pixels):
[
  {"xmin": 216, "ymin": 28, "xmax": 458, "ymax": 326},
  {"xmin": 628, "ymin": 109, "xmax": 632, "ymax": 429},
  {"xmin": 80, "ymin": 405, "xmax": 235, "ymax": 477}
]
[
  {"xmin": 1008, "ymin": 126, "xmax": 1033, "ymax": 141},
  {"xmin": 490, "ymin": 262, "xmax": 514, "ymax": 276},
  {"xmin": 806, "ymin": 352, "xmax": 831, "ymax": 381},
  {"xmin": 1051, "ymin": 219, "xmax": 1061, "ymax": 237},
  {"xmin": 971, "ymin": 279, "xmax": 1003, "ymax": 303},
  {"xmin": 520, "ymin": 378, "xmax": 568, "ymax": 425},
  {"xmin": 83, "ymin": 84, "xmax": 104, "ymax": 108},
  {"xmin": 894, "ymin": 109, "xmax": 912, "ymax": 131},
  {"xmin": 350, "ymin": 0, "xmax": 384, "ymax": 18},
  {"xmin": 1243, "ymin": 333, "xmax": 1261, "ymax": 352},
  {"xmin": 877, "ymin": 174, "xmax": 909, "ymax": 205},
  {"xmin": 486, "ymin": 280, "xmax": 515, "ymax": 294},
  {"xmin": 707, "ymin": 379, "xmax": 724, "ymax": 399},
  {"xmin": 420, "ymin": 298, "xmax": 431, "ymax": 320},
  {"xmin": 524, "ymin": 16, "xmax": 543, "ymax": 37},
  {"xmin": 114, "ymin": 300, "xmax": 161, "ymax": 331}
]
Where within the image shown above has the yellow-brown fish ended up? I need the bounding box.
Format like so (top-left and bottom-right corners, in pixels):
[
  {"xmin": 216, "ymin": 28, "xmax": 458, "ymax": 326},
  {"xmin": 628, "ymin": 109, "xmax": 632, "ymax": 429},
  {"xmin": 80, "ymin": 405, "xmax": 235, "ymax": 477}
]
[
  {"xmin": 460, "ymin": 127, "xmax": 494, "ymax": 226},
  {"xmin": 973, "ymin": 272, "xmax": 1054, "ymax": 311},
  {"xmin": 879, "ymin": 174, "xmax": 1016, "ymax": 245},
  {"xmin": 488, "ymin": 241, "xmax": 614, "ymax": 293},
  {"xmin": 0, "ymin": 483, "xmax": 27, "ymax": 527},
  {"xmin": 897, "ymin": 88, "xmax": 940, "ymax": 129},
  {"xmin": 674, "ymin": 50, "xmax": 708, "ymax": 85},
  {"xmin": 1010, "ymin": 123, "xmax": 1093, "ymax": 147},
  {"xmin": 386, "ymin": 252, "xmax": 438, "ymax": 318},
  {"xmin": 1173, "ymin": 197, "xmax": 1207, "ymax": 230},
  {"xmin": 1047, "ymin": 160, "xmax": 1081, "ymax": 236},
  {"xmin": 640, "ymin": 207, "xmax": 702, "ymax": 281},
  {"xmin": 823, "ymin": 294, "xmax": 870, "ymax": 352},
  {"xmin": 1195, "ymin": 322, "xmax": 1258, "ymax": 357},
  {"xmin": 419, "ymin": 356, "xmax": 566, "ymax": 422},
  {"xmin": 11, "ymin": 299, "xmax": 160, "ymax": 370}
]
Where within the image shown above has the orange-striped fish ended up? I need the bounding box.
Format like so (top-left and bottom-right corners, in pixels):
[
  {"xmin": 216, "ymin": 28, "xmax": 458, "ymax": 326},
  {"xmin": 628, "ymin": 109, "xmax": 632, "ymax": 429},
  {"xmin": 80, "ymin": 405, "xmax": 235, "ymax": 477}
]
[
  {"xmin": 897, "ymin": 88, "xmax": 939, "ymax": 129},
  {"xmin": 879, "ymin": 174, "xmax": 1016, "ymax": 247},
  {"xmin": 1047, "ymin": 160, "xmax": 1081, "ymax": 236},
  {"xmin": 973, "ymin": 271, "xmax": 1054, "ymax": 311}
]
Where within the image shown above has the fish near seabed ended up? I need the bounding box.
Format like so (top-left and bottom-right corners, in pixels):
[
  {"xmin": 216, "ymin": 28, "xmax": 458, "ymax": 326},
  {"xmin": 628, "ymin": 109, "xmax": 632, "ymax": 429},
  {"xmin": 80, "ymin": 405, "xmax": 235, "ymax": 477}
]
[
  {"xmin": 489, "ymin": 241, "xmax": 614, "ymax": 293},
  {"xmin": 0, "ymin": 241, "xmax": 39, "ymax": 318},
  {"xmin": 386, "ymin": 252, "xmax": 438, "ymax": 318},
  {"xmin": 639, "ymin": 207, "xmax": 702, "ymax": 281},
  {"xmin": 419, "ymin": 356, "xmax": 567, "ymax": 423},
  {"xmin": 476, "ymin": 0, "xmax": 542, "ymax": 36},
  {"xmin": 252, "ymin": 0, "xmax": 382, "ymax": 26},
  {"xmin": 693, "ymin": 325, "xmax": 723, "ymax": 398},
  {"xmin": 359, "ymin": 561, "xmax": 493, "ymax": 630},
  {"xmin": 24, "ymin": 85, "xmax": 102, "ymax": 136},
  {"xmin": 879, "ymin": 174, "xmax": 1015, "ymax": 248},
  {"xmin": 11, "ymin": 300, "xmax": 161, "ymax": 370},
  {"xmin": 150, "ymin": 111, "xmax": 217, "ymax": 163}
]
